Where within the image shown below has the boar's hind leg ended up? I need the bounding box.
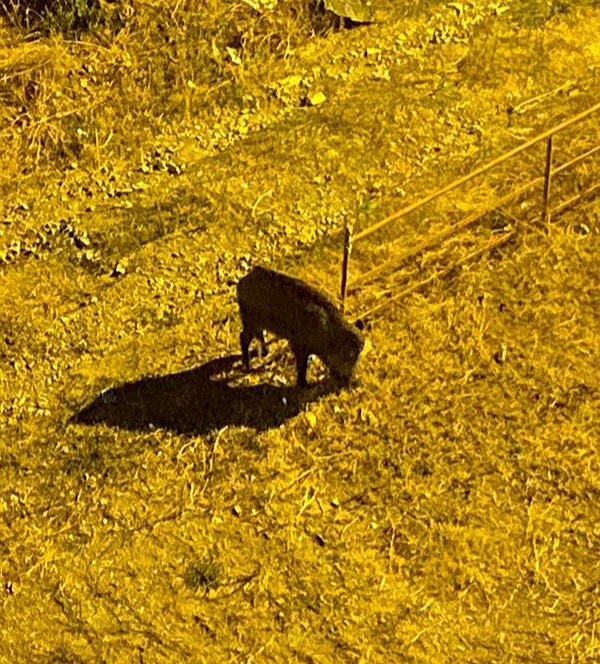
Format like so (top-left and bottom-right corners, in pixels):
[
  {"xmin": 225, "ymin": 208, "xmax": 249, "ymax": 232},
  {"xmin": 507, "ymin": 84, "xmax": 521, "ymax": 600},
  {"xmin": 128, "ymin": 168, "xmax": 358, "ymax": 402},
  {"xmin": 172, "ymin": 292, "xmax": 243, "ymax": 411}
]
[
  {"xmin": 240, "ymin": 327, "xmax": 254, "ymax": 370},
  {"xmin": 292, "ymin": 345, "xmax": 310, "ymax": 387},
  {"xmin": 258, "ymin": 330, "xmax": 268, "ymax": 357}
]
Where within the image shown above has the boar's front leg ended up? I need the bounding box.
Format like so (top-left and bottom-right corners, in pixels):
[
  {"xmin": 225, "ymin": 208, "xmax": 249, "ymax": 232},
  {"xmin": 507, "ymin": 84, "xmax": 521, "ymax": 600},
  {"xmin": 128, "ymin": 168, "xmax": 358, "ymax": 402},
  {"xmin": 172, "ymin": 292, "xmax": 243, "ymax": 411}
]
[{"xmin": 292, "ymin": 344, "xmax": 310, "ymax": 387}]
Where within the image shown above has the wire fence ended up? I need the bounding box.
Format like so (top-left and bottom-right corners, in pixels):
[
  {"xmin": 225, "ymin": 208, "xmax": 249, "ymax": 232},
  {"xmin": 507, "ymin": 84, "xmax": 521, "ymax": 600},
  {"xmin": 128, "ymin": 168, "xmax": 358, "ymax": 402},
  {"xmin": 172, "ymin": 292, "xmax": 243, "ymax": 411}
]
[{"xmin": 340, "ymin": 102, "xmax": 600, "ymax": 320}]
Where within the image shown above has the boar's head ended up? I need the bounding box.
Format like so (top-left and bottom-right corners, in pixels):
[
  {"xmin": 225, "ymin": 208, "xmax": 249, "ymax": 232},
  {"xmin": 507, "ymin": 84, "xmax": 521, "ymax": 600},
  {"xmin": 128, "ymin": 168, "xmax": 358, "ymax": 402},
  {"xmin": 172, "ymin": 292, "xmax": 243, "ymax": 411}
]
[{"xmin": 326, "ymin": 322, "xmax": 365, "ymax": 384}]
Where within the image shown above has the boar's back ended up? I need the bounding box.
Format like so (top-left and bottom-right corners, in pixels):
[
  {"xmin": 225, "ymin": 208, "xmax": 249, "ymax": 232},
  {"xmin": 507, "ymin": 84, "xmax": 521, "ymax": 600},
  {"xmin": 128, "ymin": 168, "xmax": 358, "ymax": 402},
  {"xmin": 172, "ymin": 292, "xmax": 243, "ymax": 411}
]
[{"xmin": 237, "ymin": 266, "xmax": 342, "ymax": 343}]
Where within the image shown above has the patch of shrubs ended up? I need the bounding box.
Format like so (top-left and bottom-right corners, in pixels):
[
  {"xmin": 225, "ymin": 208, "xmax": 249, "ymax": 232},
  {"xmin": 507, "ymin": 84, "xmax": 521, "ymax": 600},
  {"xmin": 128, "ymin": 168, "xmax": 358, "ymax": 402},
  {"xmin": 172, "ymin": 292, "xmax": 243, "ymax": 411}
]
[{"xmin": 0, "ymin": 0, "xmax": 127, "ymax": 37}]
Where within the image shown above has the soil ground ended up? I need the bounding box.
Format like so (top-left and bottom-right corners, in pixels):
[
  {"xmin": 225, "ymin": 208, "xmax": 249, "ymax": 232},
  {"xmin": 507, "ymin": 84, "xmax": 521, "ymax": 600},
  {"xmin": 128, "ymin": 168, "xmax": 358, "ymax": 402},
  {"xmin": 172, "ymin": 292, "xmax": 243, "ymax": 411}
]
[{"xmin": 1, "ymin": 1, "xmax": 599, "ymax": 662}]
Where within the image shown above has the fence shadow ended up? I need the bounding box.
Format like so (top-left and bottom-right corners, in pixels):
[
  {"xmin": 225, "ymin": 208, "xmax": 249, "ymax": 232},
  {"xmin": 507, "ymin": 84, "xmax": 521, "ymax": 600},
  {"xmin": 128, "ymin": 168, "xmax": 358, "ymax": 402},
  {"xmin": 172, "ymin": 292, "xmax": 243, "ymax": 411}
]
[{"xmin": 72, "ymin": 354, "xmax": 340, "ymax": 435}]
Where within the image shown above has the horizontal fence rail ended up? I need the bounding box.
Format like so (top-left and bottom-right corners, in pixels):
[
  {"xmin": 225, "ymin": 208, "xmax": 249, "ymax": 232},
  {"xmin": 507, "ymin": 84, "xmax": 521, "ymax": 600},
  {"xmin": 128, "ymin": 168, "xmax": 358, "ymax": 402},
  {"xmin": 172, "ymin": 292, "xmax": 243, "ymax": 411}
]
[
  {"xmin": 551, "ymin": 181, "xmax": 600, "ymax": 218},
  {"xmin": 351, "ymin": 101, "xmax": 600, "ymax": 244},
  {"xmin": 341, "ymin": 101, "xmax": 600, "ymax": 318},
  {"xmin": 346, "ymin": 176, "xmax": 545, "ymax": 293},
  {"xmin": 356, "ymin": 231, "xmax": 515, "ymax": 321}
]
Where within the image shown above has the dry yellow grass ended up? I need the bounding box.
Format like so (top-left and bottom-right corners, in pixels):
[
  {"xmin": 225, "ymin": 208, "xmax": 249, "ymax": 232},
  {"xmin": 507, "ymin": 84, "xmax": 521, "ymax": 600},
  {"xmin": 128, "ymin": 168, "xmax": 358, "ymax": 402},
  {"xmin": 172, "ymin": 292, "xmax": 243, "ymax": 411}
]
[{"xmin": 1, "ymin": 1, "xmax": 599, "ymax": 662}]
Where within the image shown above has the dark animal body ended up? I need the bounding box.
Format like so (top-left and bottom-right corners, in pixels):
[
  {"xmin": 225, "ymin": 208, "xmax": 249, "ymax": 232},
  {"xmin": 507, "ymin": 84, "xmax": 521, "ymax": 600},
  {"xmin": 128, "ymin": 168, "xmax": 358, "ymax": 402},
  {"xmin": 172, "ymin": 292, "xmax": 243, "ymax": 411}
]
[{"xmin": 237, "ymin": 266, "xmax": 364, "ymax": 387}]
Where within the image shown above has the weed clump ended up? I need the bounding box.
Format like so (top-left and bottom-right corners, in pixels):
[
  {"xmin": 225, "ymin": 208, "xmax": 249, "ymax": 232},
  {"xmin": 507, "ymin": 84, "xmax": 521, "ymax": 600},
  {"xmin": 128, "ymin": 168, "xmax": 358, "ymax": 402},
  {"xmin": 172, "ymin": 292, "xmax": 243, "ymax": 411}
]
[
  {"xmin": 0, "ymin": 0, "xmax": 125, "ymax": 36},
  {"xmin": 184, "ymin": 559, "xmax": 222, "ymax": 592}
]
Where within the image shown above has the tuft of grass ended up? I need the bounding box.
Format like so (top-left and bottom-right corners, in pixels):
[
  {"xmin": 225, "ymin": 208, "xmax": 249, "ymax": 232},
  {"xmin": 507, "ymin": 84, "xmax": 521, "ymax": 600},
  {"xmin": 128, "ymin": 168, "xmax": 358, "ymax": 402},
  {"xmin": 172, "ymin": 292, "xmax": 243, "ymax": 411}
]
[
  {"xmin": 510, "ymin": 0, "xmax": 600, "ymax": 27},
  {"xmin": 184, "ymin": 558, "xmax": 222, "ymax": 592}
]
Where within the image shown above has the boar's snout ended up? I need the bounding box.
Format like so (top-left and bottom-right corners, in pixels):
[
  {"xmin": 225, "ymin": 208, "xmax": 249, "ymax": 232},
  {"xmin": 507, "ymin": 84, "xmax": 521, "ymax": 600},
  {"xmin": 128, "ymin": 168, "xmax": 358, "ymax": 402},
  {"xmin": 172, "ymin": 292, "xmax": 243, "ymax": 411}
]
[{"xmin": 327, "ymin": 326, "xmax": 364, "ymax": 384}]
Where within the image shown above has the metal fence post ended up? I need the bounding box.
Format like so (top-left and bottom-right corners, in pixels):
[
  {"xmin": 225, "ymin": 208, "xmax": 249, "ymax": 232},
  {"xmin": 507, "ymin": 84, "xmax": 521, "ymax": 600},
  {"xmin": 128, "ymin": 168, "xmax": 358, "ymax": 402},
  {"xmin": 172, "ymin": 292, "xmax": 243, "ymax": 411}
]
[
  {"xmin": 340, "ymin": 224, "xmax": 352, "ymax": 313},
  {"xmin": 542, "ymin": 135, "xmax": 553, "ymax": 223}
]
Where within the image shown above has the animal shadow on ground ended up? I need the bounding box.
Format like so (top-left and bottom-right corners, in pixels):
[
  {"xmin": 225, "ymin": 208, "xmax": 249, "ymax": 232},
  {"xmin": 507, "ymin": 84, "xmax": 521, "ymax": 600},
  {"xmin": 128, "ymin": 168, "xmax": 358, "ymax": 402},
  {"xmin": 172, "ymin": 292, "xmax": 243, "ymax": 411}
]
[{"xmin": 72, "ymin": 354, "xmax": 341, "ymax": 435}]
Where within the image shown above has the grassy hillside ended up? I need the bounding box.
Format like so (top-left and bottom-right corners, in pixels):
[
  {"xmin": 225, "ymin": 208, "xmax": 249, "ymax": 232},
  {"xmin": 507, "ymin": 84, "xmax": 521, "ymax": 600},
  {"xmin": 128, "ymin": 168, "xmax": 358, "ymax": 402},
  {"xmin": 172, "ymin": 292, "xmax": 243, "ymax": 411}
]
[{"xmin": 1, "ymin": 1, "xmax": 599, "ymax": 662}]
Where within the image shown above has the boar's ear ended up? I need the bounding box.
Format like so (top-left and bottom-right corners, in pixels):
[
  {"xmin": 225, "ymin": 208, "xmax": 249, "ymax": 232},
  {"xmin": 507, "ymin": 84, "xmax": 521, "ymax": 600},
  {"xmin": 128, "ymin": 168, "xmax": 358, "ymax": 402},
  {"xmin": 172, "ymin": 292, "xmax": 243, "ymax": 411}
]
[{"xmin": 354, "ymin": 318, "xmax": 366, "ymax": 331}]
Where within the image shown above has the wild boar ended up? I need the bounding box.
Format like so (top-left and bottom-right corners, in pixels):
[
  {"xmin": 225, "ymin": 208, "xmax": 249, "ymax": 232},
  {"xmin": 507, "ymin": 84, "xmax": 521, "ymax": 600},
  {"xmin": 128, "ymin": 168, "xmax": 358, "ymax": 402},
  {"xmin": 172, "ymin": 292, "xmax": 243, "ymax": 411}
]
[{"xmin": 237, "ymin": 266, "xmax": 364, "ymax": 387}]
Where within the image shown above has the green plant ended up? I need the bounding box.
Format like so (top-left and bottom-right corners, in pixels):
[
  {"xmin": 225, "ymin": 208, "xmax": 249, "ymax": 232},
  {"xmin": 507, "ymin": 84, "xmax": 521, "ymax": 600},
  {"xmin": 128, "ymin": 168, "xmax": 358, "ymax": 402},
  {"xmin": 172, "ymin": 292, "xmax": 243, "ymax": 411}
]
[{"xmin": 0, "ymin": 0, "xmax": 123, "ymax": 36}]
